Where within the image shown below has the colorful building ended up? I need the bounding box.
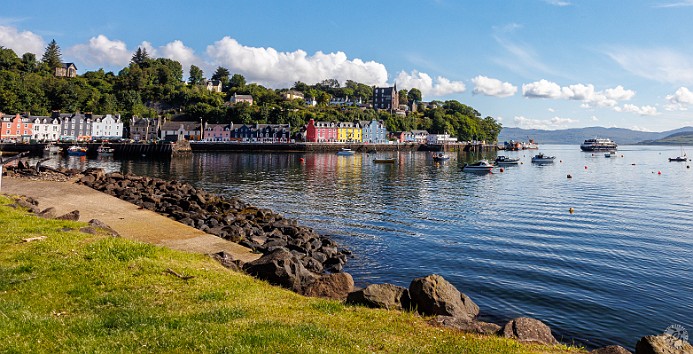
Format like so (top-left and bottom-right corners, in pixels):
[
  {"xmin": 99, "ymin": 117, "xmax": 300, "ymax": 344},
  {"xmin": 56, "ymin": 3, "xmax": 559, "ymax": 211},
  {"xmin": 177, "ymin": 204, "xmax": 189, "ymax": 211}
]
[
  {"xmin": 360, "ymin": 119, "xmax": 388, "ymax": 143},
  {"xmin": 305, "ymin": 119, "xmax": 338, "ymax": 142},
  {"xmin": 91, "ymin": 114, "xmax": 123, "ymax": 140},
  {"xmin": 337, "ymin": 121, "xmax": 362, "ymax": 142},
  {"xmin": 1, "ymin": 114, "xmax": 33, "ymax": 142},
  {"xmin": 31, "ymin": 116, "xmax": 62, "ymax": 141},
  {"xmin": 203, "ymin": 123, "xmax": 232, "ymax": 141}
]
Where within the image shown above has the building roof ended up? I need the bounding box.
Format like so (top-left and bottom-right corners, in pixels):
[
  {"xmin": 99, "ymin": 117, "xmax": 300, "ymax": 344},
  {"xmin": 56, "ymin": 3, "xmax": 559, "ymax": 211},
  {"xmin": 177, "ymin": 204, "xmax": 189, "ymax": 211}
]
[{"xmin": 161, "ymin": 121, "xmax": 201, "ymax": 131}]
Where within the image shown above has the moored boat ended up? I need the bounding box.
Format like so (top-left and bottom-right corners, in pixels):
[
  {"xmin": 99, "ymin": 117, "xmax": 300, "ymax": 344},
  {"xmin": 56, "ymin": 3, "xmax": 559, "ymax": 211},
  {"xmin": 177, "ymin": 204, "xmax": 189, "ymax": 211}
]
[
  {"xmin": 432, "ymin": 152, "xmax": 450, "ymax": 162},
  {"xmin": 462, "ymin": 160, "xmax": 494, "ymax": 172},
  {"xmin": 373, "ymin": 158, "xmax": 396, "ymax": 164},
  {"xmin": 336, "ymin": 148, "xmax": 355, "ymax": 156},
  {"xmin": 97, "ymin": 145, "xmax": 115, "ymax": 156},
  {"xmin": 495, "ymin": 155, "xmax": 520, "ymax": 165},
  {"xmin": 580, "ymin": 138, "xmax": 617, "ymax": 151},
  {"xmin": 66, "ymin": 145, "xmax": 87, "ymax": 156},
  {"xmin": 668, "ymin": 146, "xmax": 688, "ymax": 162},
  {"xmin": 531, "ymin": 153, "xmax": 555, "ymax": 163}
]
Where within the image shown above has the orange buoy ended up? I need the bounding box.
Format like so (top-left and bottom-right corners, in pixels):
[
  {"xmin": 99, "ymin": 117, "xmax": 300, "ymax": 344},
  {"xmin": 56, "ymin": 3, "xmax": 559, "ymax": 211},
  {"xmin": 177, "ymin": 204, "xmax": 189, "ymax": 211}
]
[{"xmin": 500, "ymin": 168, "xmax": 504, "ymax": 172}]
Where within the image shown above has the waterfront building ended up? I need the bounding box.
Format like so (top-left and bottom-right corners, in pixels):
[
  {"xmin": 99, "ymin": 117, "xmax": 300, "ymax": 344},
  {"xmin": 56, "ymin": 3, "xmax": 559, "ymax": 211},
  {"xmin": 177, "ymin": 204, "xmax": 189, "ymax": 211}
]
[
  {"xmin": 337, "ymin": 121, "xmax": 362, "ymax": 142},
  {"xmin": 203, "ymin": 123, "xmax": 232, "ymax": 141},
  {"xmin": 206, "ymin": 80, "xmax": 223, "ymax": 93},
  {"xmin": 305, "ymin": 119, "xmax": 338, "ymax": 143},
  {"xmin": 55, "ymin": 62, "xmax": 77, "ymax": 78},
  {"xmin": 410, "ymin": 130, "xmax": 429, "ymax": 144},
  {"xmin": 160, "ymin": 121, "xmax": 202, "ymax": 142},
  {"xmin": 31, "ymin": 116, "xmax": 62, "ymax": 141},
  {"xmin": 91, "ymin": 114, "xmax": 123, "ymax": 140},
  {"xmin": 130, "ymin": 117, "xmax": 160, "ymax": 141},
  {"xmin": 0, "ymin": 114, "xmax": 33, "ymax": 142},
  {"xmin": 60, "ymin": 113, "xmax": 92, "ymax": 141},
  {"xmin": 230, "ymin": 123, "xmax": 291, "ymax": 143},
  {"xmin": 372, "ymin": 85, "xmax": 399, "ymax": 110},
  {"xmin": 229, "ymin": 93, "xmax": 254, "ymax": 106},
  {"xmin": 360, "ymin": 119, "xmax": 388, "ymax": 144},
  {"xmin": 427, "ymin": 133, "xmax": 457, "ymax": 145}
]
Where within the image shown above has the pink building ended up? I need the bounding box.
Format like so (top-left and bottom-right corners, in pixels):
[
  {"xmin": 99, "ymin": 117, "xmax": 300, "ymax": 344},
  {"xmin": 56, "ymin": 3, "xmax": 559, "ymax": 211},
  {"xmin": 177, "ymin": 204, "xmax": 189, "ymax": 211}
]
[
  {"xmin": 1, "ymin": 114, "xmax": 33, "ymax": 142},
  {"xmin": 203, "ymin": 123, "xmax": 232, "ymax": 141},
  {"xmin": 305, "ymin": 119, "xmax": 338, "ymax": 142}
]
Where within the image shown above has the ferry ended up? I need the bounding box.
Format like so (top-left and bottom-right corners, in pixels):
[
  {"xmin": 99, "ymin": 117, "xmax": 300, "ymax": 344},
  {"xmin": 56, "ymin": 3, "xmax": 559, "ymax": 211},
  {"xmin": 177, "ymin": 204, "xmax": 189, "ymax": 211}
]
[{"xmin": 580, "ymin": 138, "xmax": 617, "ymax": 152}]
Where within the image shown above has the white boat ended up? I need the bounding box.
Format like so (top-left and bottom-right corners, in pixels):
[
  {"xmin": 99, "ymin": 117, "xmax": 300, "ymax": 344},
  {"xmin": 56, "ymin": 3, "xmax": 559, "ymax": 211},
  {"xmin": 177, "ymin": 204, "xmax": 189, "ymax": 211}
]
[
  {"xmin": 531, "ymin": 153, "xmax": 555, "ymax": 163},
  {"xmin": 44, "ymin": 143, "xmax": 61, "ymax": 155},
  {"xmin": 580, "ymin": 138, "xmax": 617, "ymax": 151},
  {"xmin": 463, "ymin": 160, "xmax": 494, "ymax": 172},
  {"xmin": 495, "ymin": 155, "xmax": 520, "ymax": 165},
  {"xmin": 97, "ymin": 145, "xmax": 115, "ymax": 156},
  {"xmin": 668, "ymin": 146, "xmax": 688, "ymax": 162},
  {"xmin": 336, "ymin": 148, "xmax": 355, "ymax": 156},
  {"xmin": 432, "ymin": 152, "xmax": 450, "ymax": 162},
  {"xmin": 604, "ymin": 150, "xmax": 616, "ymax": 158}
]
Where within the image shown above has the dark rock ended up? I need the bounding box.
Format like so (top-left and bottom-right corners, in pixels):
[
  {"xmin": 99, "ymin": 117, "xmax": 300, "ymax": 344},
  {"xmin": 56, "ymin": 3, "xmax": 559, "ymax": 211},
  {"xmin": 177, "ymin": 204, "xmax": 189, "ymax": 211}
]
[
  {"xmin": 302, "ymin": 257, "xmax": 324, "ymax": 273},
  {"xmin": 408, "ymin": 274, "xmax": 479, "ymax": 320},
  {"xmin": 635, "ymin": 334, "xmax": 692, "ymax": 354},
  {"xmin": 502, "ymin": 317, "xmax": 558, "ymax": 345},
  {"xmin": 429, "ymin": 316, "xmax": 501, "ymax": 335},
  {"xmin": 79, "ymin": 227, "xmax": 98, "ymax": 234},
  {"xmin": 56, "ymin": 210, "xmax": 80, "ymax": 221},
  {"xmin": 79, "ymin": 174, "xmax": 96, "ymax": 184},
  {"xmin": 302, "ymin": 272, "xmax": 354, "ymax": 300},
  {"xmin": 88, "ymin": 219, "xmax": 119, "ymax": 237},
  {"xmin": 211, "ymin": 251, "xmax": 244, "ymax": 272},
  {"xmin": 346, "ymin": 283, "xmax": 411, "ymax": 311},
  {"xmin": 243, "ymin": 248, "xmax": 317, "ymax": 293},
  {"xmin": 589, "ymin": 345, "xmax": 632, "ymax": 354}
]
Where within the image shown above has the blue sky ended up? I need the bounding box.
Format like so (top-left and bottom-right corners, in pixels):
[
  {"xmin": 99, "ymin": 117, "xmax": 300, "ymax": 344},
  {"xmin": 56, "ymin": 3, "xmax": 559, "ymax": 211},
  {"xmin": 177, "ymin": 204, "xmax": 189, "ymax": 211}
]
[{"xmin": 3, "ymin": 0, "xmax": 693, "ymax": 131}]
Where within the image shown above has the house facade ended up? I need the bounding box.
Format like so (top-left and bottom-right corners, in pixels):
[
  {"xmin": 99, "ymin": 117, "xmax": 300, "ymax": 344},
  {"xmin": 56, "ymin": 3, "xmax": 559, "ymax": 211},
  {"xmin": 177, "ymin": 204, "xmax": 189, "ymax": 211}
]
[
  {"xmin": 160, "ymin": 121, "xmax": 202, "ymax": 142},
  {"xmin": 305, "ymin": 119, "xmax": 338, "ymax": 143},
  {"xmin": 427, "ymin": 134, "xmax": 458, "ymax": 145},
  {"xmin": 55, "ymin": 63, "xmax": 77, "ymax": 78},
  {"xmin": 203, "ymin": 123, "xmax": 232, "ymax": 141},
  {"xmin": 130, "ymin": 117, "xmax": 160, "ymax": 141},
  {"xmin": 91, "ymin": 114, "xmax": 123, "ymax": 140},
  {"xmin": 372, "ymin": 85, "xmax": 399, "ymax": 110},
  {"xmin": 230, "ymin": 123, "xmax": 290, "ymax": 143},
  {"xmin": 337, "ymin": 121, "xmax": 361, "ymax": 142},
  {"xmin": 32, "ymin": 116, "xmax": 62, "ymax": 141},
  {"xmin": 206, "ymin": 80, "xmax": 222, "ymax": 92},
  {"xmin": 282, "ymin": 90, "xmax": 304, "ymax": 100},
  {"xmin": 229, "ymin": 93, "xmax": 254, "ymax": 106},
  {"xmin": 1, "ymin": 114, "xmax": 33, "ymax": 142},
  {"xmin": 60, "ymin": 113, "xmax": 92, "ymax": 141},
  {"xmin": 360, "ymin": 120, "xmax": 388, "ymax": 143}
]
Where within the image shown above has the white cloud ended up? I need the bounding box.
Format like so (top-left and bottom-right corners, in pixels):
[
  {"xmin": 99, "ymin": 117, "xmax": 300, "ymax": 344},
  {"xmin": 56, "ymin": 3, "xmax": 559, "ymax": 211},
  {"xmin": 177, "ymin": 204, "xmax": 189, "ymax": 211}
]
[
  {"xmin": 395, "ymin": 70, "xmax": 466, "ymax": 98},
  {"xmin": 591, "ymin": 115, "xmax": 599, "ymax": 121},
  {"xmin": 604, "ymin": 85, "xmax": 636, "ymax": 101},
  {"xmin": 0, "ymin": 25, "xmax": 44, "ymax": 57},
  {"xmin": 513, "ymin": 115, "xmax": 578, "ymax": 129},
  {"xmin": 471, "ymin": 75, "xmax": 517, "ymax": 97},
  {"xmin": 522, "ymin": 79, "xmax": 563, "ymax": 98},
  {"xmin": 614, "ymin": 104, "xmax": 659, "ymax": 116},
  {"xmin": 206, "ymin": 36, "xmax": 388, "ymax": 88},
  {"xmin": 544, "ymin": 0, "xmax": 572, "ymax": 6},
  {"xmin": 523, "ymin": 79, "xmax": 640, "ymax": 111},
  {"xmin": 606, "ymin": 47, "xmax": 693, "ymax": 84},
  {"xmin": 66, "ymin": 35, "xmax": 131, "ymax": 67},
  {"xmin": 654, "ymin": 0, "xmax": 693, "ymax": 8},
  {"xmin": 665, "ymin": 86, "xmax": 693, "ymax": 111},
  {"xmin": 159, "ymin": 40, "xmax": 203, "ymax": 73}
]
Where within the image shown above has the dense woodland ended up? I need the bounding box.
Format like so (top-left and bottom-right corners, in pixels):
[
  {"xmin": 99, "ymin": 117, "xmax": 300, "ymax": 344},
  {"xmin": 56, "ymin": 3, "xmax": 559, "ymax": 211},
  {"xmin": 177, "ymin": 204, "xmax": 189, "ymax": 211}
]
[{"xmin": 0, "ymin": 41, "xmax": 502, "ymax": 142}]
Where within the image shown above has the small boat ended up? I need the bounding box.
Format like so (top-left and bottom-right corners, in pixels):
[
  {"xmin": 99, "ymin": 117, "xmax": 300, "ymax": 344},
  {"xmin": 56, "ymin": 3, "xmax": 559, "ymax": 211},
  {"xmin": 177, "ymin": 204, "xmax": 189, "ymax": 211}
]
[
  {"xmin": 44, "ymin": 143, "xmax": 61, "ymax": 155},
  {"xmin": 604, "ymin": 151, "xmax": 616, "ymax": 158},
  {"xmin": 336, "ymin": 148, "xmax": 355, "ymax": 156},
  {"xmin": 463, "ymin": 160, "xmax": 494, "ymax": 172},
  {"xmin": 97, "ymin": 145, "xmax": 115, "ymax": 156},
  {"xmin": 66, "ymin": 145, "xmax": 87, "ymax": 156},
  {"xmin": 373, "ymin": 158, "xmax": 396, "ymax": 164},
  {"xmin": 669, "ymin": 146, "xmax": 688, "ymax": 162},
  {"xmin": 495, "ymin": 156, "xmax": 520, "ymax": 165},
  {"xmin": 432, "ymin": 152, "xmax": 450, "ymax": 162},
  {"xmin": 531, "ymin": 153, "xmax": 555, "ymax": 163}
]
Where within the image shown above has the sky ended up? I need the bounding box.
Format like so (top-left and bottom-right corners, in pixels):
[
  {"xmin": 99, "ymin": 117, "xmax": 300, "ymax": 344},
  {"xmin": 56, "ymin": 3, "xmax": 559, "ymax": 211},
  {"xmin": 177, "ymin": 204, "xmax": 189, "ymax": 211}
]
[{"xmin": 2, "ymin": 0, "xmax": 693, "ymax": 132}]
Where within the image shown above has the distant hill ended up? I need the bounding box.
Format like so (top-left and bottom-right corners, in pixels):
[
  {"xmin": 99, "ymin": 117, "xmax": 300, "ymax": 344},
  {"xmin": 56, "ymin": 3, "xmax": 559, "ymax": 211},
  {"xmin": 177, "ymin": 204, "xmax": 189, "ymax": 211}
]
[
  {"xmin": 498, "ymin": 126, "xmax": 693, "ymax": 145},
  {"xmin": 638, "ymin": 131, "xmax": 693, "ymax": 145}
]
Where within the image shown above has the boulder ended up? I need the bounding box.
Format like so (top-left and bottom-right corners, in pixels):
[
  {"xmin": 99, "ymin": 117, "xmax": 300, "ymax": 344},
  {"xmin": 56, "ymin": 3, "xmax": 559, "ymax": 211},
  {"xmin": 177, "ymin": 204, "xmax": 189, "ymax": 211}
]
[
  {"xmin": 502, "ymin": 317, "xmax": 558, "ymax": 345},
  {"xmin": 346, "ymin": 283, "xmax": 411, "ymax": 311},
  {"xmin": 429, "ymin": 316, "xmax": 501, "ymax": 335},
  {"xmin": 408, "ymin": 274, "xmax": 479, "ymax": 320},
  {"xmin": 589, "ymin": 345, "xmax": 632, "ymax": 354},
  {"xmin": 88, "ymin": 219, "xmax": 120, "ymax": 237},
  {"xmin": 211, "ymin": 251, "xmax": 244, "ymax": 272},
  {"xmin": 243, "ymin": 248, "xmax": 317, "ymax": 293},
  {"xmin": 302, "ymin": 272, "xmax": 354, "ymax": 300},
  {"xmin": 635, "ymin": 334, "xmax": 693, "ymax": 354},
  {"xmin": 37, "ymin": 207, "xmax": 57, "ymax": 219},
  {"xmin": 56, "ymin": 210, "xmax": 80, "ymax": 221}
]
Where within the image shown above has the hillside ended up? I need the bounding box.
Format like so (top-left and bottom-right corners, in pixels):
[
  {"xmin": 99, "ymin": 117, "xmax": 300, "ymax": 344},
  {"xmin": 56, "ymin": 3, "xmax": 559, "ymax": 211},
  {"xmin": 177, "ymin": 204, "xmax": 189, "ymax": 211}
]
[
  {"xmin": 498, "ymin": 126, "xmax": 693, "ymax": 145},
  {"xmin": 638, "ymin": 131, "xmax": 693, "ymax": 145}
]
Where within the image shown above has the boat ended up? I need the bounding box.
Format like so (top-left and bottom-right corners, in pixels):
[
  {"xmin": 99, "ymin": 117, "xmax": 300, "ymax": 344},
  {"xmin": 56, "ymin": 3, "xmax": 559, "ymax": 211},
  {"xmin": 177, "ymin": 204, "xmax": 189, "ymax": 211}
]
[
  {"xmin": 432, "ymin": 152, "xmax": 450, "ymax": 162},
  {"xmin": 336, "ymin": 148, "xmax": 355, "ymax": 156},
  {"xmin": 495, "ymin": 155, "xmax": 520, "ymax": 165},
  {"xmin": 523, "ymin": 139, "xmax": 539, "ymax": 150},
  {"xmin": 580, "ymin": 138, "xmax": 617, "ymax": 151},
  {"xmin": 97, "ymin": 145, "xmax": 115, "ymax": 156},
  {"xmin": 604, "ymin": 150, "xmax": 616, "ymax": 158},
  {"xmin": 44, "ymin": 143, "xmax": 61, "ymax": 155},
  {"xmin": 668, "ymin": 146, "xmax": 688, "ymax": 162},
  {"xmin": 531, "ymin": 153, "xmax": 556, "ymax": 163},
  {"xmin": 373, "ymin": 158, "xmax": 396, "ymax": 164},
  {"xmin": 66, "ymin": 145, "xmax": 87, "ymax": 156},
  {"xmin": 462, "ymin": 160, "xmax": 494, "ymax": 172}
]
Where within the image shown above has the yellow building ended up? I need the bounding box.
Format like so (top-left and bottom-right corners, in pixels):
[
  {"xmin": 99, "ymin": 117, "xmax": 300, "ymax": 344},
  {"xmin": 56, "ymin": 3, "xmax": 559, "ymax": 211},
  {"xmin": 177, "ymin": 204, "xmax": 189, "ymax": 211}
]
[{"xmin": 337, "ymin": 121, "xmax": 362, "ymax": 142}]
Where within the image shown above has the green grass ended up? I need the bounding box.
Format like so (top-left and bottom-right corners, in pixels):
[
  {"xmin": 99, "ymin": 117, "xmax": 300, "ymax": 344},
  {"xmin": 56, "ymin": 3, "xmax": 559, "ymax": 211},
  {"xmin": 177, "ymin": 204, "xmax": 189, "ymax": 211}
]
[{"xmin": 0, "ymin": 195, "xmax": 583, "ymax": 353}]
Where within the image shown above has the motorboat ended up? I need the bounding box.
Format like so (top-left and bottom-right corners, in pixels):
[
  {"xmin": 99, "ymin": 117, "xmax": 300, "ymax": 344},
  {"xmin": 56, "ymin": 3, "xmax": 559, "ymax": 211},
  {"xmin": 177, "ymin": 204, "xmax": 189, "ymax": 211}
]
[
  {"xmin": 66, "ymin": 145, "xmax": 87, "ymax": 156},
  {"xmin": 432, "ymin": 152, "xmax": 450, "ymax": 162},
  {"xmin": 531, "ymin": 153, "xmax": 555, "ymax": 163},
  {"xmin": 604, "ymin": 150, "xmax": 616, "ymax": 158},
  {"xmin": 462, "ymin": 160, "xmax": 494, "ymax": 172},
  {"xmin": 580, "ymin": 138, "xmax": 617, "ymax": 151},
  {"xmin": 336, "ymin": 148, "xmax": 355, "ymax": 156},
  {"xmin": 97, "ymin": 145, "xmax": 115, "ymax": 156},
  {"xmin": 373, "ymin": 158, "xmax": 396, "ymax": 164},
  {"xmin": 495, "ymin": 155, "xmax": 520, "ymax": 165}
]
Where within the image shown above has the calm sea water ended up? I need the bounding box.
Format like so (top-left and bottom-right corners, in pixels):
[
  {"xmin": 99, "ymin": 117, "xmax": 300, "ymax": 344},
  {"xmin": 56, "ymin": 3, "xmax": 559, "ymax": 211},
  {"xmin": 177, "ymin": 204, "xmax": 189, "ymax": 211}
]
[{"xmin": 39, "ymin": 145, "xmax": 693, "ymax": 349}]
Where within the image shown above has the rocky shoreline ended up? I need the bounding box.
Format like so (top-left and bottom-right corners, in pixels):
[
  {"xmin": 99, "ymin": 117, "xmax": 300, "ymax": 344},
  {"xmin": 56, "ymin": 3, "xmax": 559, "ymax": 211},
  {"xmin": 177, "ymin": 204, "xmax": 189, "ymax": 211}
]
[{"xmin": 3, "ymin": 163, "xmax": 690, "ymax": 354}]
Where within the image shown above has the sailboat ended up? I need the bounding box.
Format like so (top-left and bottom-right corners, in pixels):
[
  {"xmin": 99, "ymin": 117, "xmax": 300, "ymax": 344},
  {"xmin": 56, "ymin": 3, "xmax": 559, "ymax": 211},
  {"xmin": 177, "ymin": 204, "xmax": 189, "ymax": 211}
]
[{"xmin": 669, "ymin": 146, "xmax": 689, "ymax": 162}]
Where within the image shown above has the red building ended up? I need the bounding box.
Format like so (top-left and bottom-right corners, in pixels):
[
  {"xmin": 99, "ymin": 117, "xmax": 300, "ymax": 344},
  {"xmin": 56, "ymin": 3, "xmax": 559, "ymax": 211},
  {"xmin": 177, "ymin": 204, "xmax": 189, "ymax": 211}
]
[
  {"xmin": 305, "ymin": 119, "xmax": 338, "ymax": 142},
  {"xmin": 1, "ymin": 114, "xmax": 33, "ymax": 142}
]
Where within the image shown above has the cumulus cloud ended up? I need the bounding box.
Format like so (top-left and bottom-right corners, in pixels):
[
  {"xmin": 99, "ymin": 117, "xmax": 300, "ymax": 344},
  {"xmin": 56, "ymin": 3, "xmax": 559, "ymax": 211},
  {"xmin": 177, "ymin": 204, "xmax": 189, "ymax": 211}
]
[
  {"xmin": 614, "ymin": 104, "xmax": 659, "ymax": 116},
  {"xmin": 665, "ymin": 86, "xmax": 693, "ymax": 111},
  {"xmin": 522, "ymin": 79, "xmax": 563, "ymax": 98},
  {"xmin": 0, "ymin": 25, "xmax": 44, "ymax": 57},
  {"xmin": 606, "ymin": 47, "xmax": 693, "ymax": 84},
  {"xmin": 206, "ymin": 36, "xmax": 388, "ymax": 88},
  {"xmin": 471, "ymin": 75, "xmax": 517, "ymax": 97},
  {"xmin": 159, "ymin": 40, "xmax": 202, "ymax": 72},
  {"xmin": 523, "ymin": 79, "xmax": 640, "ymax": 111},
  {"xmin": 66, "ymin": 35, "xmax": 131, "ymax": 67},
  {"xmin": 513, "ymin": 115, "xmax": 578, "ymax": 130},
  {"xmin": 395, "ymin": 70, "xmax": 466, "ymax": 98}
]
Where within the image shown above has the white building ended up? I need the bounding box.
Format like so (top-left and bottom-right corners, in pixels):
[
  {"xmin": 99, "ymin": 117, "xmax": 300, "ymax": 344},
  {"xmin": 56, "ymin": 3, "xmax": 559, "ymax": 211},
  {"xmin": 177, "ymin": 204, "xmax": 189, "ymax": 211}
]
[
  {"xmin": 32, "ymin": 116, "xmax": 62, "ymax": 141},
  {"xmin": 91, "ymin": 114, "xmax": 123, "ymax": 140},
  {"xmin": 427, "ymin": 134, "xmax": 458, "ymax": 144}
]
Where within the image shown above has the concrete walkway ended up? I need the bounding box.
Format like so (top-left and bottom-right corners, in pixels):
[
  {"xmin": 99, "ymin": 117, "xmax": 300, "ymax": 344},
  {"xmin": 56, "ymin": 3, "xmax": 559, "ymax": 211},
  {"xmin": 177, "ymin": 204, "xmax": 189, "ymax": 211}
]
[{"xmin": 1, "ymin": 177, "xmax": 261, "ymax": 263}]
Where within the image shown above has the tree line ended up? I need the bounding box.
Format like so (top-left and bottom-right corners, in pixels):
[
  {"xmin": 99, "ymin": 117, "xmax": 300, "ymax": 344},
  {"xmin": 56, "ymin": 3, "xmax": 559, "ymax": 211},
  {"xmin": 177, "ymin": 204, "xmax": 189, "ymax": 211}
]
[{"xmin": 0, "ymin": 40, "xmax": 502, "ymax": 142}]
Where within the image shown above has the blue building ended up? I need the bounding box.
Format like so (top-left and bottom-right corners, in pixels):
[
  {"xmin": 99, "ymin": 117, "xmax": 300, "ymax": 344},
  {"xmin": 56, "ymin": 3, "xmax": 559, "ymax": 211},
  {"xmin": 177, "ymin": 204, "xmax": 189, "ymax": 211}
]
[{"xmin": 360, "ymin": 119, "xmax": 388, "ymax": 144}]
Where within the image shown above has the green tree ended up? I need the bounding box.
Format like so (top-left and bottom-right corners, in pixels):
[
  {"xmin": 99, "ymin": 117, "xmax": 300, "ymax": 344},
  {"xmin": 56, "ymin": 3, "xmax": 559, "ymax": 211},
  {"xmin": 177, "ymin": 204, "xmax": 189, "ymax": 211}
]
[
  {"xmin": 408, "ymin": 88, "xmax": 422, "ymax": 103},
  {"xmin": 188, "ymin": 65, "xmax": 204, "ymax": 85},
  {"xmin": 211, "ymin": 66, "xmax": 230, "ymax": 88},
  {"xmin": 229, "ymin": 73, "xmax": 246, "ymax": 89},
  {"xmin": 398, "ymin": 89, "xmax": 409, "ymax": 106},
  {"xmin": 0, "ymin": 47, "xmax": 20, "ymax": 71},
  {"xmin": 42, "ymin": 39, "xmax": 62, "ymax": 70},
  {"xmin": 131, "ymin": 47, "xmax": 150, "ymax": 66},
  {"xmin": 21, "ymin": 53, "xmax": 37, "ymax": 73}
]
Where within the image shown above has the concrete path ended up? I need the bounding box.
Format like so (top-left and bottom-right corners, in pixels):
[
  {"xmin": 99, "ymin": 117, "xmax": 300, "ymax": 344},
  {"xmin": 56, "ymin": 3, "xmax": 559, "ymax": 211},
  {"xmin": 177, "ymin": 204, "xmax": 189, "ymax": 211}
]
[{"xmin": 1, "ymin": 177, "xmax": 261, "ymax": 263}]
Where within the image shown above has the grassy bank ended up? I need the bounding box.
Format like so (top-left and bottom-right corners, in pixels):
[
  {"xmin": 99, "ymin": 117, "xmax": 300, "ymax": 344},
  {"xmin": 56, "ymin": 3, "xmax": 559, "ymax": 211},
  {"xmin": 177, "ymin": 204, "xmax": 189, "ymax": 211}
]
[{"xmin": 0, "ymin": 196, "xmax": 582, "ymax": 353}]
